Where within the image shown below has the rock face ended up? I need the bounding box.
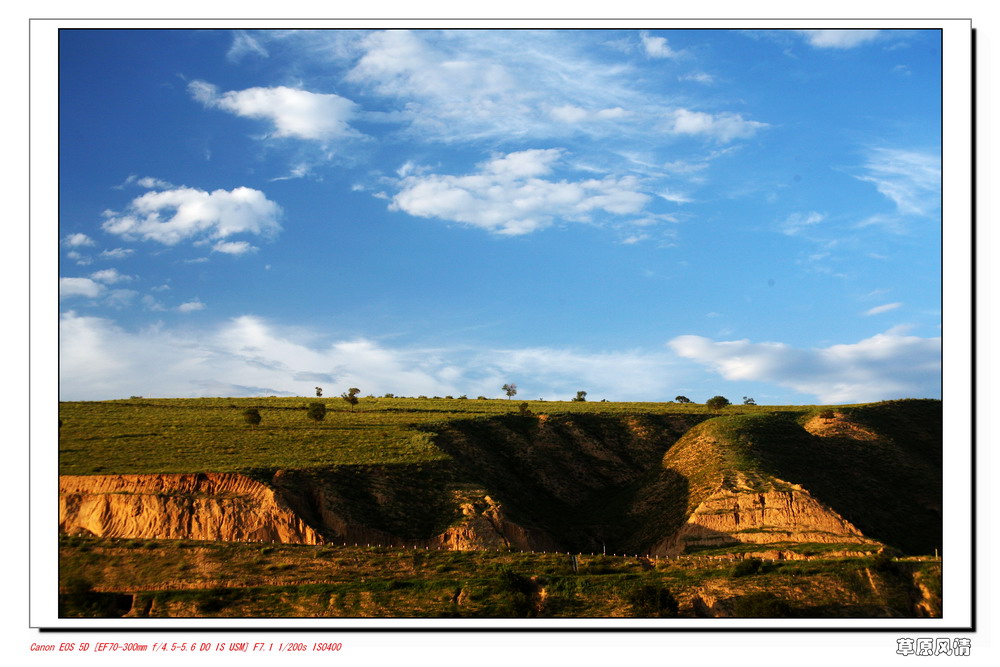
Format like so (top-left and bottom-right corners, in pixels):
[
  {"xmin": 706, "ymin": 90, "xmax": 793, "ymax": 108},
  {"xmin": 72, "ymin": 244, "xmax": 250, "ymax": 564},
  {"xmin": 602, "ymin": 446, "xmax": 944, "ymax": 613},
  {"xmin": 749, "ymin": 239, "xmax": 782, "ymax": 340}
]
[
  {"xmin": 59, "ymin": 473, "xmax": 323, "ymax": 544},
  {"xmin": 58, "ymin": 472, "xmax": 551, "ymax": 551},
  {"xmin": 651, "ymin": 474, "xmax": 880, "ymax": 556}
]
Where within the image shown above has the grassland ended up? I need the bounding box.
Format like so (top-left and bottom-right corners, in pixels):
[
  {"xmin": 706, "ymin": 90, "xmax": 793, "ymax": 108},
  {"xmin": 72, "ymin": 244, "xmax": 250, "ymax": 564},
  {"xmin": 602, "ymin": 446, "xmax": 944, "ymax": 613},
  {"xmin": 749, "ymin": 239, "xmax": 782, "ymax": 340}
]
[
  {"xmin": 58, "ymin": 396, "xmax": 825, "ymax": 475},
  {"xmin": 60, "ymin": 537, "xmax": 940, "ymax": 618},
  {"xmin": 58, "ymin": 535, "xmax": 940, "ymax": 618}
]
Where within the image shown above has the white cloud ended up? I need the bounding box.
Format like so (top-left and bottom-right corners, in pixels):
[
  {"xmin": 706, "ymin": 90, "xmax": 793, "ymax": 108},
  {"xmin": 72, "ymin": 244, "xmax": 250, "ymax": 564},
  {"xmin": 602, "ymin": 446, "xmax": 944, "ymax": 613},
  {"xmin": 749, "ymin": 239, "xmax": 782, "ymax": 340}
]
[
  {"xmin": 101, "ymin": 185, "xmax": 282, "ymax": 246},
  {"xmin": 548, "ymin": 105, "xmax": 632, "ymax": 124},
  {"xmin": 67, "ymin": 251, "xmax": 91, "ymax": 266},
  {"xmin": 117, "ymin": 175, "xmax": 176, "ymax": 190},
  {"xmin": 227, "ymin": 30, "xmax": 269, "ymax": 62},
  {"xmin": 549, "ymin": 105, "xmax": 589, "ymax": 123},
  {"xmin": 666, "ymin": 109, "xmax": 768, "ymax": 143},
  {"xmin": 390, "ymin": 149, "xmax": 651, "ymax": 235},
  {"xmin": 190, "ymin": 80, "xmax": 359, "ymax": 141},
  {"xmin": 89, "ymin": 268, "xmax": 132, "ymax": 284},
  {"xmin": 141, "ymin": 295, "xmax": 166, "ymax": 311},
  {"xmin": 596, "ymin": 107, "xmax": 629, "ymax": 119},
  {"xmin": 780, "ymin": 211, "xmax": 825, "ymax": 235},
  {"xmin": 641, "ymin": 31, "xmax": 679, "ymax": 58},
  {"xmin": 341, "ymin": 30, "xmax": 655, "ymax": 142},
  {"xmin": 855, "ymin": 148, "xmax": 940, "ymax": 217},
  {"xmin": 657, "ymin": 189, "xmax": 692, "ymax": 204},
  {"xmin": 60, "ymin": 278, "xmax": 104, "ymax": 299},
  {"xmin": 346, "ymin": 30, "xmax": 517, "ymax": 116},
  {"xmin": 797, "ymin": 30, "xmax": 881, "ymax": 49},
  {"xmin": 661, "ymin": 159, "xmax": 710, "ymax": 175},
  {"xmin": 58, "ymin": 313, "xmax": 686, "ymax": 402},
  {"xmin": 106, "ymin": 289, "xmax": 138, "ymax": 309},
  {"xmin": 679, "ymin": 72, "xmax": 715, "ymax": 84},
  {"xmin": 177, "ymin": 300, "xmax": 206, "ymax": 313},
  {"xmin": 669, "ymin": 329, "xmax": 940, "ymax": 403},
  {"xmin": 212, "ymin": 240, "xmax": 257, "ymax": 255},
  {"xmin": 100, "ymin": 248, "xmax": 134, "ymax": 260},
  {"xmin": 63, "ymin": 233, "xmax": 95, "ymax": 247},
  {"xmin": 136, "ymin": 176, "xmax": 175, "ymax": 189},
  {"xmin": 864, "ymin": 302, "xmax": 903, "ymax": 316}
]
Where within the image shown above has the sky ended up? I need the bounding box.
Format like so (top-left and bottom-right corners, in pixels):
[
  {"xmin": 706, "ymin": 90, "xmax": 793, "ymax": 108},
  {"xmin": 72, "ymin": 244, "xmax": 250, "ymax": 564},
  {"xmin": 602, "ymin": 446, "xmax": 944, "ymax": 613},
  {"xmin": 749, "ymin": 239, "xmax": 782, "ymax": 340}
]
[{"xmin": 57, "ymin": 28, "xmax": 943, "ymax": 404}]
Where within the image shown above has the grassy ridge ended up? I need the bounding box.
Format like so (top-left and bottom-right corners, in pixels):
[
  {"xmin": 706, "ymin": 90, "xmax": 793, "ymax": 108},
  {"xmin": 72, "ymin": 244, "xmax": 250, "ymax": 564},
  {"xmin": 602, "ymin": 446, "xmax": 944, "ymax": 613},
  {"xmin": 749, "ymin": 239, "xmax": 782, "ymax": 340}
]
[
  {"xmin": 654, "ymin": 400, "xmax": 942, "ymax": 554},
  {"xmin": 59, "ymin": 397, "xmax": 817, "ymax": 475}
]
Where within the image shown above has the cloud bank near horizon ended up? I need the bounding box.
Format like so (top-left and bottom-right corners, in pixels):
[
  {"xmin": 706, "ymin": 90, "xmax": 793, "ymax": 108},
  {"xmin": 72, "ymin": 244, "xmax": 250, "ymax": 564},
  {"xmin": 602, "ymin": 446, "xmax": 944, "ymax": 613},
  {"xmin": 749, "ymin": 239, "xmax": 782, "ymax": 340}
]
[{"xmin": 59, "ymin": 312, "xmax": 940, "ymax": 405}]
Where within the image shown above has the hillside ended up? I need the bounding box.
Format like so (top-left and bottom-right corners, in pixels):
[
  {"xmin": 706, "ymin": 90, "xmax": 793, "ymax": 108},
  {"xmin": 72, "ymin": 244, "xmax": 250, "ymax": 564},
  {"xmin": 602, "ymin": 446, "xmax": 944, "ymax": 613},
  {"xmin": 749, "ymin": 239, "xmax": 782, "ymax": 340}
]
[{"xmin": 58, "ymin": 397, "xmax": 942, "ymax": 617}]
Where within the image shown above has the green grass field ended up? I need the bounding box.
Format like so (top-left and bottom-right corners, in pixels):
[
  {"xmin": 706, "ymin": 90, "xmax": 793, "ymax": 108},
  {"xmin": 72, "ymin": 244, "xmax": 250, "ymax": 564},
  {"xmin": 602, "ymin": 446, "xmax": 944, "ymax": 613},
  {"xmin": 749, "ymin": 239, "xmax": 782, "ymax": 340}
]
[{"xmin": 58, "ymin": 396, "xmax": 822, "ymax": 475}]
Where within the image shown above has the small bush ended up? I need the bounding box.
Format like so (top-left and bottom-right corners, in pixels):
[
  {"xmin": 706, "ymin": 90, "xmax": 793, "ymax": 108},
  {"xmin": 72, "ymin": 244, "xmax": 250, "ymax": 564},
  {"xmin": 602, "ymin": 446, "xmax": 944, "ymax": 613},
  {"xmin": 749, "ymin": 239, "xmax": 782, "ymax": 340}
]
[
  {"xmin": 705, "ymin": 395, "xmax": 731, "ymax": 410},
  {"xmin": 730, "ymin": 557, "xmax": 763, "ymax": 577},
  {"xmin": 242, "ymin": 408, "xmax": 262, "ymax": 428},
  {"xmin": 819, "ymin": 409, "xmax": 836, "ymax": 419},
  {"xmin": 307, "ymin": 402, "xmax": 327, "ymax": 423}
]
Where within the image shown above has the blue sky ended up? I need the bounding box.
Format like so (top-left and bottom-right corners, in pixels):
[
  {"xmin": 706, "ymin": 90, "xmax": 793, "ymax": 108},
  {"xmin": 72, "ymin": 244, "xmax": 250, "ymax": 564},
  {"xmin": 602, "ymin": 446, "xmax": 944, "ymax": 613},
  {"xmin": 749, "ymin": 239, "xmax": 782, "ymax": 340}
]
[{"xmin": 58, "ymin": 28, "xmax": 942, "ymax": 404}]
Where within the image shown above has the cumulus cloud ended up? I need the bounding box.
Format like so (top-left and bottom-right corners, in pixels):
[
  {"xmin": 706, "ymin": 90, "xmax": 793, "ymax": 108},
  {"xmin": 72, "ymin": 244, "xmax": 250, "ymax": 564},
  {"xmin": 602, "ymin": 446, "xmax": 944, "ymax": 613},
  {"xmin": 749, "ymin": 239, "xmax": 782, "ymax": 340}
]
[
  {"xmin": 89, "ymin": 268, "xmax": 132, "ymax": 284},
  {"xmin": 118, "ymin": 174, "xmax": 176, "ymax": 190},
  {"xmin": 641, "ymin": 31, "xmax": 680, "ymax": 58},
  {"xmin": 212, "ymin": 240, "xmax": 257, "ymax": 255},
  {"xmin": 190, "ymin": 80, "xmax": 359, "ymax": 141},
  {"xmin": 100, "ymin": 248, "xmax": 134, "ymax": 260},
  {"xmin": 67, "ymin": 251, "xmax": 91, "ymax": 266},
  {"xmin": 389, "ymin": 149, "xmax": 652, "ymax": 235},
  {"xmin": 797, "ymin": 30, "xmax": 881, "ymax": 49},
  {"xmin": 864, "ymin": 302, "xmax": 903, "ymax": 316},
  {"xmin": 58, "ymin": 313, "xmax": 686, "ymax": 402},
  {"xmin": 548, "ymin": 105, "xmax": 632, "ymax": 124},
  {"xmin": 60, "ymin": 278, "xmax": 104, "ymax": 299},
  {"xmin": 855, "ymin": 148, "xmax": 940, "ymax": 217},
  {"xmin": 669, "ymin": 329, "xmax": 940, "ymax": 403},
  {"xmin": 63, "ymin": 233, "xmax": 95, "ymax": 247},
  {"xmin": 177, "ymin": 300, "xmax": 206, "ymax": 313},
  {"xmin": 548, "ymin": 105, "xmax": 590, "ymax": 123},
  {"xmin": 101, "ymin": 185, "xmax": 282, "ymax": 246},
  {"xmin": 666, "ymin": 109, "xmax": 768, "ymax": 143}
]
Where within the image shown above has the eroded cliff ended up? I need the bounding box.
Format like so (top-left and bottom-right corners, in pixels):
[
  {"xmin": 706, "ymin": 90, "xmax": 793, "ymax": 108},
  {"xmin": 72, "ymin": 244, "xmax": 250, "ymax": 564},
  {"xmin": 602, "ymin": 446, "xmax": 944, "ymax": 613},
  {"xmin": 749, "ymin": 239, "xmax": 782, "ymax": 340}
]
[{"xmin": 59, "ymin": 473, "xmax": 323, "ymax": 544}]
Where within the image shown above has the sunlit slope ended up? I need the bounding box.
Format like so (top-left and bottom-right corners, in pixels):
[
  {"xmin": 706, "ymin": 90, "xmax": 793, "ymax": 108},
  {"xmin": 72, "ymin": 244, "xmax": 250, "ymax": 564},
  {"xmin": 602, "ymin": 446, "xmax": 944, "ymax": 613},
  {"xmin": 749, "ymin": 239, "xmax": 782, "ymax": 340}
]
[{"xmin": 637, "ymin": 400, "xmax": 941, "ymax": 555}]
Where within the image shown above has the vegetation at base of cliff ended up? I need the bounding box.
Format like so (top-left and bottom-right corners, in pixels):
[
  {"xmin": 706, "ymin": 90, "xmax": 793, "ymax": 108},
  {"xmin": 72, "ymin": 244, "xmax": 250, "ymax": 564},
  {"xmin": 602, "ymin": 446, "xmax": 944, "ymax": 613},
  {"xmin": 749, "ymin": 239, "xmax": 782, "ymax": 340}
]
[
  {"xmin": 58, "ymin": 536, "xmax": 941, "ymax": 619},
  {"xmin": 58, "ymin": 397, "xmax": 815, "ymax": 475}
]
